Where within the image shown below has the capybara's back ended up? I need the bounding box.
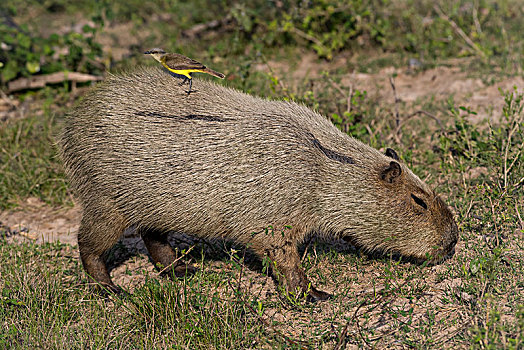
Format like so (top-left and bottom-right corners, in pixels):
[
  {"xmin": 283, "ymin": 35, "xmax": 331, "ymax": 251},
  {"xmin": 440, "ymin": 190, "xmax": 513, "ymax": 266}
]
[{"xmin": 59, "ymin": 67, "xmax": 458, "ymax": 298}]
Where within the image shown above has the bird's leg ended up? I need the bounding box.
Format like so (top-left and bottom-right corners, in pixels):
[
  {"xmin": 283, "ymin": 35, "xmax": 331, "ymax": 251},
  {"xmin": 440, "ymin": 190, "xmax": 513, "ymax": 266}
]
[
  {"xmin": 187, "ymin": 78, "xmax": 192, "ymax": 95},
  {"xmin": 178, "ymin": 77, "xmax": 188, "ymax": 86},
  {"xmin": 185, "ymin": 73, "xmax": 193, "ymax": 95}
]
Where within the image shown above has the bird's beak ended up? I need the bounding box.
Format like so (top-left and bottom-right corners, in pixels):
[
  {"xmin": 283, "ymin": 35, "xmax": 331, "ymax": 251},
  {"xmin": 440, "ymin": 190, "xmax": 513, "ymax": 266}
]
[{"xmin": 144, "ymin": 51, "xmax": 152, "ymax": 54}]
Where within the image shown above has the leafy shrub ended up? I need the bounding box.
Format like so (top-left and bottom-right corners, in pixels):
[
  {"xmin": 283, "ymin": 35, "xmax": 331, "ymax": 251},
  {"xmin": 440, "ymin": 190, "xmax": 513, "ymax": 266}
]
[
  {"xmin": 227, "ymin": 0, "xmax": 522, "ymax": 63},
  {"xmin": 0, "ymin": 12, "xmax": 103, "ymax": 85}
]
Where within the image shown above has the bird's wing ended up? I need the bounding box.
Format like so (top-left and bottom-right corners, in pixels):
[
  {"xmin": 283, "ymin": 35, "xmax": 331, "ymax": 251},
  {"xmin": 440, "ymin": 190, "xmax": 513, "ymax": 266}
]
[{"xmin": 163, "ymin": 54, "xmax": 207, "ymax": 71}]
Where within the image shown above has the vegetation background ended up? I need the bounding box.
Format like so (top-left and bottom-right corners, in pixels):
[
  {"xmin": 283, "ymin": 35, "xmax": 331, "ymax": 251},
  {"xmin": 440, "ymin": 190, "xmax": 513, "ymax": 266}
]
[{"xmin": 0, "ymin": 0, "xmax": 522, "ymax": 348}]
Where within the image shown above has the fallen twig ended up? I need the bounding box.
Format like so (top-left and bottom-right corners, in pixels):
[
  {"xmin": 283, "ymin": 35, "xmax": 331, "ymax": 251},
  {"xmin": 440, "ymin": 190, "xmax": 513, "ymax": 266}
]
[
  {"xmin": 8, "ymin": 71, "xmax": 103, "ymax": 92},
  {"xmin": 0, "ymin": 89, "xmax": 17, "ymax": 109},
  {"xmin": 334, "ymin": 289, "xmax": 390, "ymax": 350}
]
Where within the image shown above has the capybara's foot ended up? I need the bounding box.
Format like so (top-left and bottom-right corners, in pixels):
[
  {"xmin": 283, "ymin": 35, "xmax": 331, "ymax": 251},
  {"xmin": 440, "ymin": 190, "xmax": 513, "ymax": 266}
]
[{"xmin": 90, "ymin": 282, "xmax": 124, "ymax": 297}]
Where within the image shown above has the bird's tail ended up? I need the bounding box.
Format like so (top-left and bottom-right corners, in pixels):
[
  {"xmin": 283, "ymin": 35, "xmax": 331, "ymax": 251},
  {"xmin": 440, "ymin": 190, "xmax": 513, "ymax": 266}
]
[{"xmin": 203, "ymin": 68, "xmax": 225, "ymax": 79}]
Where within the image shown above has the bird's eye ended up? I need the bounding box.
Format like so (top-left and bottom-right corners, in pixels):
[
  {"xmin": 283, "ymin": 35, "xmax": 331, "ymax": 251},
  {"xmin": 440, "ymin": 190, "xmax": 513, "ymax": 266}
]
[{"xmin": 411, "ymin": 194, "xmax": 428, "ymax": 210}]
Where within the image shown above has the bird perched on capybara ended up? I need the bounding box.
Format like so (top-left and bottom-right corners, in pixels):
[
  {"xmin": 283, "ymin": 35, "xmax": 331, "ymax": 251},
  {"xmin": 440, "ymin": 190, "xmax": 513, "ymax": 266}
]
[
  {"xmin": 59, "ymin": 67, "xmax": 458, "ymax": 300},
  {"xmin": 143, "ymin": 48, "xmax": 225, "ymax": 94}
]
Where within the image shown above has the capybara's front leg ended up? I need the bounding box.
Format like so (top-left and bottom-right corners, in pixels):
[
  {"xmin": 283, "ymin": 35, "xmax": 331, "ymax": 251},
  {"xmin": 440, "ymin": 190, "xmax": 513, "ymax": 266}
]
[{"xmin": 252, "ymin": 232, "xmax": 331, "ymax": 302}]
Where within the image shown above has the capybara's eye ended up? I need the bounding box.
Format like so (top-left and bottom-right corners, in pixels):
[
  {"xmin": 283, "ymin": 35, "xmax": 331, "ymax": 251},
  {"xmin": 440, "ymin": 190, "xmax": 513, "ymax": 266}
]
[{"xmin": 411, "ymin": 194, "xmax": 428, "ymax": 210}]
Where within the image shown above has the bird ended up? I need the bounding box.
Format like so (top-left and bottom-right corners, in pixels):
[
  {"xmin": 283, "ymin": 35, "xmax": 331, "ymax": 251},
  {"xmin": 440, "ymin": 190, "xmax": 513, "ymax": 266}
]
[{"xmin": 144, "ymin": 48, "xmax": 225, "ymax": 94}]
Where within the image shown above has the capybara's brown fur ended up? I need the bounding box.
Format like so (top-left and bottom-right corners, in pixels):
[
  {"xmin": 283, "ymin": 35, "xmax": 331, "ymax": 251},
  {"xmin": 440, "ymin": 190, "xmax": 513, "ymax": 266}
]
[{"xmin": 59, "ymin": 67, "xmax": 458, "ymax": 300}]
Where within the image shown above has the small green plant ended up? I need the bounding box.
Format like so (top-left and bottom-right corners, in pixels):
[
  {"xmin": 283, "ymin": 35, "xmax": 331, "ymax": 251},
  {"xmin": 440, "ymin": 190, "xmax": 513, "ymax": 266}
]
[
  {"xmin": 330, "ymin": 88, "xmax": 369, "ymax": 138},
  {"xmin": 440, "ymin": 87, "xmax": 523, "ymax": 190},
  {"xmin": 0, "ymin": 10, "xmax": 103, "ymax": 85}
]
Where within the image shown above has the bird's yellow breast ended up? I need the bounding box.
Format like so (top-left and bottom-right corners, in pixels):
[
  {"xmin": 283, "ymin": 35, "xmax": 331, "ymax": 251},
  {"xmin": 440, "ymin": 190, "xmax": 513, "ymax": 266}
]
[{"xmin": 161, "ymin": 63, "xmax": 204, "ymax": 79}]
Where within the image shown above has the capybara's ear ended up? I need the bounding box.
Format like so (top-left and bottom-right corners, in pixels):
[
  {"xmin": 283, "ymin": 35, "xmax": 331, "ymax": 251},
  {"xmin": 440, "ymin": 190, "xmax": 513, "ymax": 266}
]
[
  {"xmin": 385, "ymin": 148, "xmax": 400, "ymax": 161},
  {"xmin": 381, "ymin": 161, "xmax": 402, "ymax": 183}
]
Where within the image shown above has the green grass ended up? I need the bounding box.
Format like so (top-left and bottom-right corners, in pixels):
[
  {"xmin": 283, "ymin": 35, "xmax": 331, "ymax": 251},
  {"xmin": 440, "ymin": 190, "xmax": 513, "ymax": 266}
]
[
  {"xmin": 0, "ymin": 241, "xmax": 266, "ymax": 348},
  {"xmin": 0, "ymin": 89, "xmax": 70, "ymax": 210}
]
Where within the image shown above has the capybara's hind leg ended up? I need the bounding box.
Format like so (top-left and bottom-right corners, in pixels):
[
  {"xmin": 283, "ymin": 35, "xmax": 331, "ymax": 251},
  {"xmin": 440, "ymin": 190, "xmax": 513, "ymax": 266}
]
[
  {"xmin": 78, "ymin": 209, "xmax": 127, "ymax": 294},
  {"xmin": 140, "ymin": 228, "xmax": 196, "ymax": 278}
]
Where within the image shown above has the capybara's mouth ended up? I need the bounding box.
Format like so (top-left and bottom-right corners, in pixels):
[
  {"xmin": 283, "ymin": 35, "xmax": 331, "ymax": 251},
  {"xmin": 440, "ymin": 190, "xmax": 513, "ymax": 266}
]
[
  {"xmin": 341, "ymin": 234, "xmax": 457, "ymax": 265},
  {"xmin": 426, "ymin": 247, "xmax": 456, "ymax": 265},
  {"xmin": 420, "ymin": 225, "xmax": 459, "ymax": 265},
  {"xmin": 434, "ymin": 230, "xmax": 459, "ymax": 264},
  {"xmin": 419, "ymin": 241, "xmax": 457, "ymax": 266}
]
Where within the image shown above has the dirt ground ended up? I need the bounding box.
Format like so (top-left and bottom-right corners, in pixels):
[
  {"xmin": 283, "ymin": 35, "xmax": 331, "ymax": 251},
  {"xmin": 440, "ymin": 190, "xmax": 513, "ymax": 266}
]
[{"xmin": 262, "ymin": 52, "xmax": 524, "ymax": 122}]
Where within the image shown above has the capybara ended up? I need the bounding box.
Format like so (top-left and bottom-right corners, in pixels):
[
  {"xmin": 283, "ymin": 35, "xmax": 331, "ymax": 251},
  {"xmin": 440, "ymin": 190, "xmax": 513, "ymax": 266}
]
[{"xmin": 59, "ymin": 67, "xmax": 458, "ymax": 300}]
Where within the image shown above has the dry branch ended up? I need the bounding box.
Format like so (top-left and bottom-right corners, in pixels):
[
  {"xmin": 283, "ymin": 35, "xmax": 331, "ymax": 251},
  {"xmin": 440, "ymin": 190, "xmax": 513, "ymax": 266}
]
[
  {"xmin": 8, "ymin": 72, "xmax": 103, "ymax": 92},
  {"xmin": 335, "ymin": 291, "xmax": 390, "ymax": 349},
  {"xmin": 182, "ymin": 15, "xmax": 233, "ymax": 38},
  {"xmin": 289, "ymin": 27, "xmax": 330, "ymax": 55}
]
